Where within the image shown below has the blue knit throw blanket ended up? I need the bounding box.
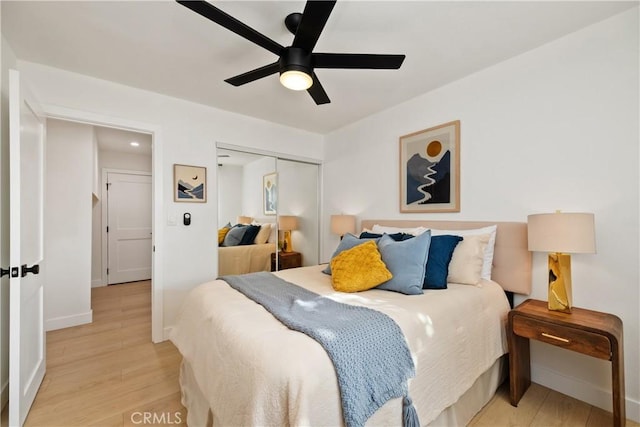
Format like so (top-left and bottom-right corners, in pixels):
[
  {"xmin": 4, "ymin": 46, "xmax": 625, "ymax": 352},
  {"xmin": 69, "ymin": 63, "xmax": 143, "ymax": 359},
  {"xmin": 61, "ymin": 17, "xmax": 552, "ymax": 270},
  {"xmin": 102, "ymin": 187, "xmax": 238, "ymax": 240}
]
[{"xmin": 221, "ymin": 272, "xmax": 420, "ymax": 427}]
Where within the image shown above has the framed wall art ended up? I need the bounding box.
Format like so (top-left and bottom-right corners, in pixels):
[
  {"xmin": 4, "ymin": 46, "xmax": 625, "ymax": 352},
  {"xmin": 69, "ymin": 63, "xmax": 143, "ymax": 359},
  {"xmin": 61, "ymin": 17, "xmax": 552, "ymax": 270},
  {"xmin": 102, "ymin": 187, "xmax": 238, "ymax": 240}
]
[
  {"xmin": 399, "ymin": 120, "xmax": 460, "ymax": 213},
  {"xmin": 263, "ymin": 172, "xmax": 277, "ymax": 215},
  {"xmin": 174, "ymin": 164, "xmax": 207, "ymax": 203}
]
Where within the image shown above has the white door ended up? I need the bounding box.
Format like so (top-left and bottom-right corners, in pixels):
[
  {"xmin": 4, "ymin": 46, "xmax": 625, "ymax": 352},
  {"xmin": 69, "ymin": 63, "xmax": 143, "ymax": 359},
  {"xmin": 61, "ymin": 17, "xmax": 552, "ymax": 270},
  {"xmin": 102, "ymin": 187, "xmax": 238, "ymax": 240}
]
[
  {"xmin": 8, "ymin": 69, "xmax": 46, "ymax": 426},
  {"xmin": 107, "ymin": 172, "xmax": 152, "ymax": 284}
]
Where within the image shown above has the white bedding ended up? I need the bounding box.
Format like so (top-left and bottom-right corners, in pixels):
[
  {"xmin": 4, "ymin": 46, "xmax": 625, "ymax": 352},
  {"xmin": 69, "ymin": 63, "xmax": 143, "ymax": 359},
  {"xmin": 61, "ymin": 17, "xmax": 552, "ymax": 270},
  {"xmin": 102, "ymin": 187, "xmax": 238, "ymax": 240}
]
[{"xmin": 170, "ymin": 265, "xmax": 510, "ymax": 426}]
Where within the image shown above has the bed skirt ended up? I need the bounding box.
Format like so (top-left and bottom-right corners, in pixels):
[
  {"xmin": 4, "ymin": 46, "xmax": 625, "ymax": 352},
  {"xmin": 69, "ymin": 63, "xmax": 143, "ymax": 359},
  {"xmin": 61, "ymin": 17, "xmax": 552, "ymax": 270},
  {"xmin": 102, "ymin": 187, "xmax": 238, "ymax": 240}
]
[{"xmin": 179, "ymin": 355, "xmax": 506, "ymax": 427}]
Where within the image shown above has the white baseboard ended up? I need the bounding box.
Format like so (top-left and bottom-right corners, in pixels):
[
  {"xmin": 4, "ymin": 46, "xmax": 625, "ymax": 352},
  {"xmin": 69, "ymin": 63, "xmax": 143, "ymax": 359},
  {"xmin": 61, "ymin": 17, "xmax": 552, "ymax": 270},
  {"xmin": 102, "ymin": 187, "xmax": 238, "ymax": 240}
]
[
  {"xmin": 162, "ymin": 326, "xmax": 173, "ymax": 343},
  {"xmin": 45, "ymin": 310, "xmax": 93, "ymax": 331},
  {"xmin": 532, "ymin": 363, "xmax": 640, "ymax": 423},
  {"xmin": 91, "ymin": 279, "xmax": 105, "ymax": 288},
  {"xmin": 1, "ymin": 378, "xmax": 8, "ymax": 412}
]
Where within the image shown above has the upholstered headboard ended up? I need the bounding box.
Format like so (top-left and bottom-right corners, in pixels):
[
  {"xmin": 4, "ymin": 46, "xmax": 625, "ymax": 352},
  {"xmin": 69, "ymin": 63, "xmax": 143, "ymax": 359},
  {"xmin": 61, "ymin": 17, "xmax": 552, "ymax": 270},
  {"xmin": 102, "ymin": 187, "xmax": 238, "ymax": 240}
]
[{"xmin": 361, "ymin": 220, "xmax": 531, "ymax": 295}]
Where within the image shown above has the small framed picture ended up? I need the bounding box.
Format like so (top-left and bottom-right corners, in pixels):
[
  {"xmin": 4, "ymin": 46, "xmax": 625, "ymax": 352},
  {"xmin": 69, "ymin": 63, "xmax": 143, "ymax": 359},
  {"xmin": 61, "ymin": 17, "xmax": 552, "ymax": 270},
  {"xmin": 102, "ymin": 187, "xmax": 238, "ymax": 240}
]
[
  {"xmin": 399, "ymin": 120, "xmax": 460, "ymax": 213},
  {"xmin": 174, "ymin": 164, "xmax": 206, "ymax": 203},
  {"xmin": 263, "ymin": 172, "xmax": 277, "ymax": 215}
]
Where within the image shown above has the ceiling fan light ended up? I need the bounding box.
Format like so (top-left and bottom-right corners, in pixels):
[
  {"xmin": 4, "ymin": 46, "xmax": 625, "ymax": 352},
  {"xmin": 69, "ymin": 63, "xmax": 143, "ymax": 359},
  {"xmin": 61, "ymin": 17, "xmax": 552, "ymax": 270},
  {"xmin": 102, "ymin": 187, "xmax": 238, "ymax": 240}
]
[{"xmin": 280, "ymin": 70, "xmax": 313, "ymax": 91}]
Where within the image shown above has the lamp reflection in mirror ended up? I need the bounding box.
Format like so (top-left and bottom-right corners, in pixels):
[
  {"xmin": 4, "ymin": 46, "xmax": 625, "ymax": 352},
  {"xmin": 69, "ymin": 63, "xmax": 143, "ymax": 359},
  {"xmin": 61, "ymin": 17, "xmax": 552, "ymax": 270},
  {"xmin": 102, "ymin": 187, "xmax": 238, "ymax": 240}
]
[
  {"xmin": 331, "ymin": 215, "xmax": 356, "ymax": 240},
  {"xmin": 278, "ymin": 215, "xmax": 298, "ymax": 253},
  {"xmin": 527, "ymin": 211, "xmax": 596, "ymax": 313},
  {"xmin": 237, "ymin": 216, "xmax": 253, "ymax": 225}
]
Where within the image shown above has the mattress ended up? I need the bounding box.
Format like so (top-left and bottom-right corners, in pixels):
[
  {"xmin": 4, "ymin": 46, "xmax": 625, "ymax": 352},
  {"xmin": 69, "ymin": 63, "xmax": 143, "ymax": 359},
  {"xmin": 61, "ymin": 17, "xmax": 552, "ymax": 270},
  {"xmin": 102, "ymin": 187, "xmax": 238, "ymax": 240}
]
[{"xmin": 170, "ymin": 265, "xmax": 511, "ymax": 426}]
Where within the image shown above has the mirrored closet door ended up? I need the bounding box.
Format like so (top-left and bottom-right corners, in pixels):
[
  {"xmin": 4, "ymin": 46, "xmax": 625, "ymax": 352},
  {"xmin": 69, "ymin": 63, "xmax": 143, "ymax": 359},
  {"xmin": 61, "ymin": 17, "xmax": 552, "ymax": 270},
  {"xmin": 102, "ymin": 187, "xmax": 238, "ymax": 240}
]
[
  {"xmin": 276, "ymin": 158, "xmax": 319, "ymax": 270},
  {"xmin": 216, "ymin": 147, "xmax": 319, "ymax": 275}
]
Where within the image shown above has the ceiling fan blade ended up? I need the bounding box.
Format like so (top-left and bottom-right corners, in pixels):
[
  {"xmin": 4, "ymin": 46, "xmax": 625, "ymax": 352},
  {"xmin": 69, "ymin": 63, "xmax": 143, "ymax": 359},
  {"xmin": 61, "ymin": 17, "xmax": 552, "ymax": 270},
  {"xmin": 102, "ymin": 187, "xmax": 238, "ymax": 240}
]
[
  {"xmin": 307, "ymin": 73, "xmax": 330, "ymax": 105},
  {"xmin": 176, "ymin": 1, "xmax": 284, "ymax": 56},
  {"xmin": 224, "ymin": 62, "xmax": 280, "ymax": 86},
  {"xmin": 314, "ymin": 53, "xmax": 405, "ymax": 69},
  {"xmin": 292, "ymin": 1, "xmax": 336, "ymax": 53}
]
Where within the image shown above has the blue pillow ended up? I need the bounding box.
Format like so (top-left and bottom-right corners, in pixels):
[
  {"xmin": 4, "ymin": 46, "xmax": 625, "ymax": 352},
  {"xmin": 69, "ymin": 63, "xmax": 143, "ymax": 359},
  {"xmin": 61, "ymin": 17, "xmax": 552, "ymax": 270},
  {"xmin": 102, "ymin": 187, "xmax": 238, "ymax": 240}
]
[
  {"xmin": 423, "ymin": 235, "xmax": 463, "ymax": 289},
  {"xmin": 239, "ymin": 225, "xmax": 261, "ymax": 245},
  {"xmin": 223, "ymin": 225, "xmax": 247, "ymax": 247},
  {"xmin": 359, "ymin": 231, "xmax": 414, "ymax": 241},
  {"xmin": 376, "ymin": 230, "xmax": 431, "ymax": 295},
  {"xmin": 323, "ymin": 233, "xmax": 380, "ymax": 275}
]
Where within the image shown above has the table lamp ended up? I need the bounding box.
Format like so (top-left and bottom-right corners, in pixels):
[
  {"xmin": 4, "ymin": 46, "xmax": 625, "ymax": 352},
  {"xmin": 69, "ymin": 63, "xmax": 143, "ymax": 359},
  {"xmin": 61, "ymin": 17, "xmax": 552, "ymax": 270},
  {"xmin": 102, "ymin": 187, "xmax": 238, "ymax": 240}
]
[
  {"xmin": 278, "ymin": 215, "xmax": 298, "ymax": 253},
  {"xmin": 527, "ymin": 211, "xmax": 596, "ymax": 313},
  {"xmin": 330, "ymin": 215, "xmax": 356, "ymax": 240}
]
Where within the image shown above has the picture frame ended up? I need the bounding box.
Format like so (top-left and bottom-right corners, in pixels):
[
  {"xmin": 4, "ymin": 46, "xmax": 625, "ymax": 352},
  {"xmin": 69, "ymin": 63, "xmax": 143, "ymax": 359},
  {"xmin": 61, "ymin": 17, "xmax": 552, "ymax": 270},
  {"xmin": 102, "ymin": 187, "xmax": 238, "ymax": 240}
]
[
  {"xmin": 174, "ymin": 164, "xmax": 207, "ymax": 203},
  {"xmin": 399, "ymin": 120, "xmax": 460, "ymax": 213},
  {"xmin": 263, "ymin": 172, "xmax": 277, "ymax": 215}
]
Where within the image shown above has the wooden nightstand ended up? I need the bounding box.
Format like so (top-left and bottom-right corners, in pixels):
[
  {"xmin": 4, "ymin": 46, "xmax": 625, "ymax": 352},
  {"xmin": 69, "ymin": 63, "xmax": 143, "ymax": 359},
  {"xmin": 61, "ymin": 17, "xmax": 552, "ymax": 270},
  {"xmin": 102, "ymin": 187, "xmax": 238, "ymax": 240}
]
[
  {"xmin": 271, "ymin": 251, "xmax": 302, "ymax": 271},
  {"xmin": 508, "ymin": 299, "xmax": 625, "ymax": 427}
]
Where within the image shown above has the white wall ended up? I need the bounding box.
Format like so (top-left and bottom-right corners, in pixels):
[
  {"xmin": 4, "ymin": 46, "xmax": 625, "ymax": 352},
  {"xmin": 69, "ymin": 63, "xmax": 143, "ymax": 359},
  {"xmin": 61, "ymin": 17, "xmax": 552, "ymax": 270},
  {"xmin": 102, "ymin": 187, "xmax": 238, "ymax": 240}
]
[
  {"xmin": 44, "ymin": 119, "xmax": 93, "ymax": 330},
  {"xmin": 0, "ymin": 31, "xmax": 18, "ymax": 414},
  {"xmin": 99, "ymin": 149, "xmax": 152, "ymax": 172},
  {"xmin": 91, "ymin": 147, "xmax": 152, "ymax": 286},
  {"xmin": 217, "ymin": 164, "xmax": 243, "ymax": 227},
  {"xmin": 15, "ymin": 59, "xmax": 323, "ymax": 336},
  {"xmin": 323, "ymin": 8, "xmax": 639, "ymax": 421}
]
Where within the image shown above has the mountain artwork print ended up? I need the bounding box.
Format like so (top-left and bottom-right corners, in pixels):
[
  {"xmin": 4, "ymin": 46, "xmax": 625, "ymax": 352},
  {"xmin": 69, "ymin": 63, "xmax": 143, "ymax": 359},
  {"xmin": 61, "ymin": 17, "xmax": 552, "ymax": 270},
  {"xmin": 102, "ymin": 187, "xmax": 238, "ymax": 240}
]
[
  {"xmin": 399, "ymin": 121, "xmax": 460, "ymax": 213},
  {"xmin": 174, "ymin": 164, "xmax": 207, "ymax": 203}
]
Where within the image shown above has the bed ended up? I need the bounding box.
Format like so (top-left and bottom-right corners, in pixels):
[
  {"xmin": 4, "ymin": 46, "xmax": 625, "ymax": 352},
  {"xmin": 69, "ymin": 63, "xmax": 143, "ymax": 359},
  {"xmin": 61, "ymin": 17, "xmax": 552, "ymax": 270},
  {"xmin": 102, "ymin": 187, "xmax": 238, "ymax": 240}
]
[{"xmin": 172, "ymin": 220, "xmax": 531, "ymax": 426}]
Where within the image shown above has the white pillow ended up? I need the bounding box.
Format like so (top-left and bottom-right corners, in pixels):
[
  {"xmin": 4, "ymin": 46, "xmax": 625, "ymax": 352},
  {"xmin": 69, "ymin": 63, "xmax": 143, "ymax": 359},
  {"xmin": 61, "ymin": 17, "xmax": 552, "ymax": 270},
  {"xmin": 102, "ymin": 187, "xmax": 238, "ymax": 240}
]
[
  {"xmin": 431, "ymin": 225, "xmax": 497, "ymax": 280},
  {"xmin": 447, "ymin": 234, "xmax": 490, "ymax": 285},
  {"xmin": 371, "ymin": 224, "xmax": 429, "ymax": 236},
  {"xmin": 268, "ymin": 223, "xmax": 277, "ymax": 243},
  {"xmin": 253, "ymin": 223, "xmax": 271, "ymax": 245}
]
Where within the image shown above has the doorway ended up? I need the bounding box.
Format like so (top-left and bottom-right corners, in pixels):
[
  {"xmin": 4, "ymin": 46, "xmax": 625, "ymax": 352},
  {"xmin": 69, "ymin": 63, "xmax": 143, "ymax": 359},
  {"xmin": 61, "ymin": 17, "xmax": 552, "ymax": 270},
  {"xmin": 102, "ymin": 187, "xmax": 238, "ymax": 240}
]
[
  {"xmin": 42, "ymin": 118, "xmax": 157, "ymax": 341},
  {"xmin": 43, "ymin": 107, "xmax": 163, "ymax": 343}
]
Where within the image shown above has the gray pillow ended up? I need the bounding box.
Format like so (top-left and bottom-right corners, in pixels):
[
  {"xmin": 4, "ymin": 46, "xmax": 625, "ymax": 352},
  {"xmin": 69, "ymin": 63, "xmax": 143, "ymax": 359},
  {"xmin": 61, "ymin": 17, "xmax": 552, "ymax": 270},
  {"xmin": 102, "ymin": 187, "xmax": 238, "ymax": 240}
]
[
  {"xmin": 323, "ymin": 233, "xmax": 380, "ymax": 275},
  {"xmin": 223, "ymin": 225, "xmax": 247, "ymax": 247},
  {"xmin": 376, "ymin": 230, "xmax": 431, "ymax": 295}
]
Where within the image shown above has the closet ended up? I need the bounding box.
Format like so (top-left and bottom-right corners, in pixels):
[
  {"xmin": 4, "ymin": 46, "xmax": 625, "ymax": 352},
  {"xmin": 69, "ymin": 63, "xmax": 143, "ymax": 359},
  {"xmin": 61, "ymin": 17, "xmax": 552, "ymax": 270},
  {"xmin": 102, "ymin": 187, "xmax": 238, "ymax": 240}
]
[{"xmin": 216, "ymin": 146, "xmax": 320, "ymax": 273}]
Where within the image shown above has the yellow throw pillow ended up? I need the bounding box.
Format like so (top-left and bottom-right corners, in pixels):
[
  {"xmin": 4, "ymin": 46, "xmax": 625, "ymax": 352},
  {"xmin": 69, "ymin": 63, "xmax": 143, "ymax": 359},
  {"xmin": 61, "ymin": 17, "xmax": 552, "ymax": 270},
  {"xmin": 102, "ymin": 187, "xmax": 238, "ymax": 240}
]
[
  {"xmin": 330, "ymin": 240, "xmax": 392, "ymax": 293},
  {"xmin": 218, "ymin": 227, "xmax": 230, "ymax": 245}
]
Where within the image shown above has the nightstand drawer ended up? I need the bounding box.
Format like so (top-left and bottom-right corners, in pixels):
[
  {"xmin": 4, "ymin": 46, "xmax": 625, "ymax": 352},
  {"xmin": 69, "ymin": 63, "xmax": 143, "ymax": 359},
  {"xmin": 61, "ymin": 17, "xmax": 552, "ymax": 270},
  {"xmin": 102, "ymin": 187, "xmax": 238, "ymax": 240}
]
[{"xmin": 512, "ymin": 315, "xmax": 611, "ymax": 360}]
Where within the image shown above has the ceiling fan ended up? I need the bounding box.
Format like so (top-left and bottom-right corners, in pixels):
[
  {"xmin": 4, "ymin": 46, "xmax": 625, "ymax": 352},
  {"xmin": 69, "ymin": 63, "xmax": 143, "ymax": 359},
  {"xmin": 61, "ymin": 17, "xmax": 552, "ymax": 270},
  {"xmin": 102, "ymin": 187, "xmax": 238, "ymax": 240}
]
[{"xmin": 176, "ymin": 0, "xmax": 406, "ymax": 105}]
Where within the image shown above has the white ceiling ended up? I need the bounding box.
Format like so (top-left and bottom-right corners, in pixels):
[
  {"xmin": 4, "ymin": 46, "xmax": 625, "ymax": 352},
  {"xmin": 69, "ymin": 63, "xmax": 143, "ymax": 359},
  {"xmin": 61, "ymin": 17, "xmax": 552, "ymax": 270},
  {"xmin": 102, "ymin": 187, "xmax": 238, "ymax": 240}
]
[
  {"xmin": 95, "ymin": 126, "xmax": 152, "ymax": 156},
  {"xmin": 2, "ymin": 1, "xmax": 636, "ymax": 134}
]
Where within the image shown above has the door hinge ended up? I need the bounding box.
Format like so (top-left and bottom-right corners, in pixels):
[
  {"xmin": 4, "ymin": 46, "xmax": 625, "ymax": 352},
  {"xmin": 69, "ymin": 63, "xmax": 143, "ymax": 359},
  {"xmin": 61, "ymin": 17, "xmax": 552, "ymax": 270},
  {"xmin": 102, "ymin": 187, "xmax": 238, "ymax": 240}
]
[
  {"xmin": 106, "ymin": 226, "xmax": 109, "ymax": 233},
  {"xmin": 106, "ymin": 182, "xmax": 111, "ymax": 190},
  {"xmin": 107, "ymin": 268, "xmax": 109, "ymax": 275}
]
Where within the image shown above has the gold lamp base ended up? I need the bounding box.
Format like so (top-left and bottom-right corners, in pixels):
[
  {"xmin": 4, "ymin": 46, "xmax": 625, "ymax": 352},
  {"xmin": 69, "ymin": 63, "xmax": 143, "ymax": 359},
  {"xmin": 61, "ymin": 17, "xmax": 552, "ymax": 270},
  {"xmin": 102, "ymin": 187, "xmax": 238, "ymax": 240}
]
[
  {"xmin": 548, "ymin": 252, "xmax": 572, "ymax": 313},
  {"xmin": 283, "ymin": 230, "xmax": 293, "ymax": 253}
]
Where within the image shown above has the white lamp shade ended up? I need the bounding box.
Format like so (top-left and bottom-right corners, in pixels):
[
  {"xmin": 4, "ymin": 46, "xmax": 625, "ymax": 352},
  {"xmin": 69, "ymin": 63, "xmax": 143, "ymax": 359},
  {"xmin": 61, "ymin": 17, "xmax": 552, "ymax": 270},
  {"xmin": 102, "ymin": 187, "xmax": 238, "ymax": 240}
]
[
  {"xmin": 237, "ymin": 216, "xmax": 253, "ymax": 225},
  {"xmin": 330, "ymin": 215, "xmax": 356, "ymax": 236},
  {"xmin": 527, "ymin": 212, "xmax": 596, "ymax": 253},
  {"xmin": 278, "ymin": 215, "xmax": 298, "ymax": 231}
]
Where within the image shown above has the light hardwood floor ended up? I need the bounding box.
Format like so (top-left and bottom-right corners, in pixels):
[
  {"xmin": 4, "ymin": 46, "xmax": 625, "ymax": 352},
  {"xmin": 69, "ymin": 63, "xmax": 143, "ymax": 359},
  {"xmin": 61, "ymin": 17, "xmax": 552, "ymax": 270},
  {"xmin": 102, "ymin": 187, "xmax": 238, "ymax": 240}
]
[
  {"xmin": 23, "ymin": 281, "xmax": 186, "ymax": 427},
  {"xmin": 8, "ymin": 281, "xmax": 637, "ymax": 426}
]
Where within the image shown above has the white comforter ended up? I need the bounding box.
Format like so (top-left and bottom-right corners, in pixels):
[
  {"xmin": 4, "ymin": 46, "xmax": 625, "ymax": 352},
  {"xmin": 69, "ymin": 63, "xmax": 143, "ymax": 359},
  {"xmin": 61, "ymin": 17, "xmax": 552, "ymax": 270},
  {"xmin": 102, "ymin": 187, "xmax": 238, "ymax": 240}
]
[{"xmin": 170, "ymin": 265, "xmax": 510, "ymax": 426}]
